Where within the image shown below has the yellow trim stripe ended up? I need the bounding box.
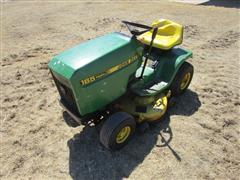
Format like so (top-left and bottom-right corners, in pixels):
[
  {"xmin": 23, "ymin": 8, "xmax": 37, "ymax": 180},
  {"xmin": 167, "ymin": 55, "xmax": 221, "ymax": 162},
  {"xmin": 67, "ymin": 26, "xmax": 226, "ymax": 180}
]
[{"xmin": 80, "ymin": 54, "xmax": 139, "ymax": 85}]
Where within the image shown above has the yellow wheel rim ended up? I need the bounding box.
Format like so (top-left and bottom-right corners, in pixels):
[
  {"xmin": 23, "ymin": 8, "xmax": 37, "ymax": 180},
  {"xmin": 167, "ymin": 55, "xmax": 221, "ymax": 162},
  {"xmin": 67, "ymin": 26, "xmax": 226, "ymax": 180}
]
[
  {"xmin": 116, "ymin": 126, "xmax": 131, "ymax": 144},
  {"xmin": 180, "ymin": 73, "xmax": 191, "ymax": 90}
]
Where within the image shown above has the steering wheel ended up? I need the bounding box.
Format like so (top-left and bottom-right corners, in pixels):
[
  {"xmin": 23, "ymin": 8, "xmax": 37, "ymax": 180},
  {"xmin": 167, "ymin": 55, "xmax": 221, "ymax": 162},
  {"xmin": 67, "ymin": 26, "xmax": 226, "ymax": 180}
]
[
  {"xmin": 122, "ymin": 21, "xmax": 158, "ymax": 79},
  {"xmin": 122, "ymin": 21, "xmax": 153, "ymax": 36}
]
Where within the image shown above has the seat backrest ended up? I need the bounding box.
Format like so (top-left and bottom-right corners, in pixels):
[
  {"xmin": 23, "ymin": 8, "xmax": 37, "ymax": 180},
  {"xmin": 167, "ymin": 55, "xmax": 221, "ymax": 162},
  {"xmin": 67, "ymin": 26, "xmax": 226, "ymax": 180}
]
[
  {"xmin": 136, "ymin": 19, "xmax": 184, "ymax": 50},
  {"xmin": 151, "ymin": 19, "xmax": 172, "ymax": 28},
  {"xmin": 157, "ymin": 24, "xmax": 177, "ymax": 36},
  {"xmin": 151, "ymin": 19, "xmax": 183, "ymax": 38}
]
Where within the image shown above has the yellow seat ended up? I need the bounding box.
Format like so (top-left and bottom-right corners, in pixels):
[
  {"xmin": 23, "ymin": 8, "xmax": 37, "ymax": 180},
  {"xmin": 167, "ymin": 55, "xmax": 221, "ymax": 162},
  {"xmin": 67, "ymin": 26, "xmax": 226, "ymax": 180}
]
[{"xmin": 137, "ymin": 19, "xmax": 183, "ymax": 50}]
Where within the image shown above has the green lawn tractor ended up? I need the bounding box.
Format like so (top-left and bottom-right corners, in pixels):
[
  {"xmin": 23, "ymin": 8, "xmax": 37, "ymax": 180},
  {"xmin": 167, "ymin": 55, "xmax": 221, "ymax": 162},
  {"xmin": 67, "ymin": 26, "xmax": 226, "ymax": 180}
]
[{"xmin": 48, "ymin": 19, "xmax": 194, "ymax": 150}]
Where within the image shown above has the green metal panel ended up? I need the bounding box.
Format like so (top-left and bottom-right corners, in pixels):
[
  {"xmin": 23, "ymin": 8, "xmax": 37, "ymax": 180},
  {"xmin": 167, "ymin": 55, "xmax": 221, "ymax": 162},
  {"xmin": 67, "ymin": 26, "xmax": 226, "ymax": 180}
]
[
  {"xmin": 48, "ymin": 32, "xmax": 143, "ymax": 116},
  {"xmin": 154, "ymin": 48, "xmax": 192, "ymax": 86},
  {"xmin": 48, "ymin": 32, "xmax": 140, "ymax": 79}
]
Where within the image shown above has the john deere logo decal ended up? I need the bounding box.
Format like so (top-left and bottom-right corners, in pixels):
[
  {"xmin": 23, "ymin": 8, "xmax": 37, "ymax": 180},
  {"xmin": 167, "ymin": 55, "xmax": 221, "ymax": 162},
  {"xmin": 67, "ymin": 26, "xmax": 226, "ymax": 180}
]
[{"xmin": 80, "ymin": 53, "xmax": 139, "ymax": 85}]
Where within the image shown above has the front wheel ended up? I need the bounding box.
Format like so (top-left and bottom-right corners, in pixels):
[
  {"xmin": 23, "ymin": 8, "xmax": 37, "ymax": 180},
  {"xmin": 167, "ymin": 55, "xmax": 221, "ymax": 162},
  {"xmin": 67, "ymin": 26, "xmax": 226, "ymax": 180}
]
[
  {"xmin": 170, "ymin": 62, "xmax": 194, "ymax": 96},
  {"xmin": 100, "ymin": 112, "xmax": 136, "ymax": 150}
]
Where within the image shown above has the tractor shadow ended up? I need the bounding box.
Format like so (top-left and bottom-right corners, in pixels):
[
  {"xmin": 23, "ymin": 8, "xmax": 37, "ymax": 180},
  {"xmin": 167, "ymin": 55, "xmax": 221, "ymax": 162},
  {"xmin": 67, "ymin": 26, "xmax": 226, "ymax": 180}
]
[{"xmin": 68, "ymin": 89, "xmax": 201, "ymax": 180}]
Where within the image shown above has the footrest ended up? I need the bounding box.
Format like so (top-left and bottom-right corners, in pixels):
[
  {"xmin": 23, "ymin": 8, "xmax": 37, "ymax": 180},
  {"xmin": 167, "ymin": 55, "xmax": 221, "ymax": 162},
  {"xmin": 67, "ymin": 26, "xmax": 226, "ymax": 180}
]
[{"xmin": 132, "ymin": 81, "xmax": 167, "ymax": 96}]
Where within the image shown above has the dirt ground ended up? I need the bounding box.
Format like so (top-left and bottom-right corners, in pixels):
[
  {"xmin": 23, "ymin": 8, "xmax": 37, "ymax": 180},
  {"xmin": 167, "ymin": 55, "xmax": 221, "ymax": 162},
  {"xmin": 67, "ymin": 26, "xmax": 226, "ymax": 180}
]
[{"xmin": 1, "ymin": 1, "xmax": 240, "ymax": 180}]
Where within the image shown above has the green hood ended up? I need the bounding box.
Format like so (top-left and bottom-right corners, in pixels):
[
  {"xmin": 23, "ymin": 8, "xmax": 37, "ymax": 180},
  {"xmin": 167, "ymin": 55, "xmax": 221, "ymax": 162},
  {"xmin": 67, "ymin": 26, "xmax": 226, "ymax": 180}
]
[{"xmin": 48, "ymin": 32, "xmax": 133, "ymax": 79}]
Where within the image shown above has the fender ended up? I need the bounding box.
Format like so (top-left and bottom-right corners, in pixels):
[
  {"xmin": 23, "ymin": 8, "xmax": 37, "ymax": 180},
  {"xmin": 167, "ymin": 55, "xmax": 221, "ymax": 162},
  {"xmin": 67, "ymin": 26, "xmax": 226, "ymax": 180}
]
[{"xmin": 155, "ymin": 47, "xmax": 192, "ymax": 90}]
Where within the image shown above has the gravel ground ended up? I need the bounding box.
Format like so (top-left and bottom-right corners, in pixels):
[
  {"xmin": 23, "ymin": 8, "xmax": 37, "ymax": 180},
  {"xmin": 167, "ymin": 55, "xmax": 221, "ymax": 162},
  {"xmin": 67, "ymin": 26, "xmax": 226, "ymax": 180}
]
[{"xmin": 1, "ymin": 1, "xmax": 240, "ymax": 179}]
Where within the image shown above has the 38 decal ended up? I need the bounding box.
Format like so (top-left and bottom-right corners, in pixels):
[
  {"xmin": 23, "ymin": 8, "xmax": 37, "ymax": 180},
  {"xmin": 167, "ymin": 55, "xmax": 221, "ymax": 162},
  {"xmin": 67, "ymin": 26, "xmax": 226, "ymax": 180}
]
[{"xmin": 80, "ymin": 53, "xmax": 139, "ymax": 85}]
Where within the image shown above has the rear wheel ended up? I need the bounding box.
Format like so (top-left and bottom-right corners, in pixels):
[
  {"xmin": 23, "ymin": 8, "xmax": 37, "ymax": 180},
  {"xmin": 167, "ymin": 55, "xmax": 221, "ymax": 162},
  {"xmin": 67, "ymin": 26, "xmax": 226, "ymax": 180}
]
[
  {"xmin": 170, "ymin": 62, "xmax": 194, "ymax": 96},
  {"xmin": 100, "ymin": 112, "xmax": 136, "ymax": 150}
]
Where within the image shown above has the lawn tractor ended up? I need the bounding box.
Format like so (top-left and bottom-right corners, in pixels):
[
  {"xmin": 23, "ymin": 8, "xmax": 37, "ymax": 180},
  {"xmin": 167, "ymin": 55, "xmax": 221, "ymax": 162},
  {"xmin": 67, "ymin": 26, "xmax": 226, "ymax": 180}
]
[{"xmin": 48, "ymin": 19, "xmax": 194, "ymax": 150}]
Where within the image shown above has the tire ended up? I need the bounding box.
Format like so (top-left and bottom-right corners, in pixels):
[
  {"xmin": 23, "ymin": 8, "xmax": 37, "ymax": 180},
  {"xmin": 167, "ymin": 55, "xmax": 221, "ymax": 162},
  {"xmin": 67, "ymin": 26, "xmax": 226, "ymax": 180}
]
[
  {"xmin": 170, "ymin": 62, "xmax": 194, "ymax": 96},
  {"xmin": 62, "ymin": 111, "xmax": 80, "ymax": 127},
  {"xmin": 100, "ymin": 112, "xmax": 136, "ymax": 150}
]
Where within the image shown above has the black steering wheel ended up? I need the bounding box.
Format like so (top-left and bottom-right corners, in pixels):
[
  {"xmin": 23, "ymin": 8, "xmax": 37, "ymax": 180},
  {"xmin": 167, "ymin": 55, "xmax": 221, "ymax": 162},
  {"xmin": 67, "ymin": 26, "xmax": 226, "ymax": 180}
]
[
  {"xmin": 122, "ymin": 20, "xmax": 159, "ymax": 79},
  {"xmin": 122, "ymin": 21, "xmax": 153, "ymax": 36}
]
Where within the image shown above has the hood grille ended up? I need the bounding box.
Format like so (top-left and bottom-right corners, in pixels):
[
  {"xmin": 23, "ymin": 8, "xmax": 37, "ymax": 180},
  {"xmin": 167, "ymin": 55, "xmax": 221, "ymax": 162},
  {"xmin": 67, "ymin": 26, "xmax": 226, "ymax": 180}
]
[{"xmin": 51, "ymin": 72, "xmax": 80, "ymax": 116}]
